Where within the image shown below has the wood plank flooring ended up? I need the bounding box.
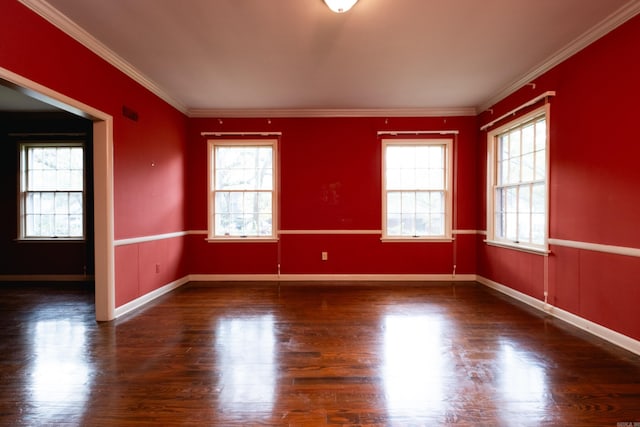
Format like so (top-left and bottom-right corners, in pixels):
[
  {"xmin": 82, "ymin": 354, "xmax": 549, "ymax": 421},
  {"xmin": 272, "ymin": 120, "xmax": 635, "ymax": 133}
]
[{"xmin": 0, "ymin": 281, "xmax": 639, "ymax": 426}]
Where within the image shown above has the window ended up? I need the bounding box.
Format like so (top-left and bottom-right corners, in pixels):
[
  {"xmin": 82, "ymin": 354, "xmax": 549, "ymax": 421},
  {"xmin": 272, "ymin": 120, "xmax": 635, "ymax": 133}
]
[
  {"xmin": 19, "ymin": 142, "xmax": 85, "ymax": 239},
  {"xmin": 208, "ymin": 139, "xmax": 277, "ymax": 240},
  {"xmin": 487, "ymin": 105, "xmax": 548, "ymax": 251},
  {"xmin": 382, "ymin": 139, "xmax": 452, "ymax": 240}
]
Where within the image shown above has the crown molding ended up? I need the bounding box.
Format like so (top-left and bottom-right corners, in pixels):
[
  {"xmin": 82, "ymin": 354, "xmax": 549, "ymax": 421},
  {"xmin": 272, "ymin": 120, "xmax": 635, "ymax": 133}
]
[
  {"xmin": 19, "ymin": 0, "xmax": 640, "ymax": 118},
  {"xmin": 479, "ymin": 0, "xmax": 640, "ymax": 112},
  {"xmin": 188, "ymin": 107, "xmax": 477, "ymax": 118},
  {"xmin": 18, "ymin": 0, "xmax": 189, "ymax": 115}
]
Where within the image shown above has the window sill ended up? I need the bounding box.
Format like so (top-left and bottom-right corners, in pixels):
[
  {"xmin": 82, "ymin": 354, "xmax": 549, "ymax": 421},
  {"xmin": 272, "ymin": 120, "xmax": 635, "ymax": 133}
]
[
  {"xmin": 16, "ymin": 237, "xmax": 86, "ymax": 243},
  {"xmin": 484, "ymin": 239, "xmax": 550, "ymax": 256},
  {"xmin": 381, "ymin": 236, "xmax": 454, "ymax": 243},
  {"xmin": 206, "ymin": 237, "xmax": 279, "ymax": 243}
]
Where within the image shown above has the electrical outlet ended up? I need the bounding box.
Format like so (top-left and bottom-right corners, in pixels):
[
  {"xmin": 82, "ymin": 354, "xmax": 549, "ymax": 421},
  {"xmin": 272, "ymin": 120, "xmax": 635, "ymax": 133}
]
[
  {"xmin": 321, "ymin": 251, "xmax": 328, "ymax": 261},
  {"xmin": 155, "ymin": 263, "xmax": 160, "ymax": 274}
]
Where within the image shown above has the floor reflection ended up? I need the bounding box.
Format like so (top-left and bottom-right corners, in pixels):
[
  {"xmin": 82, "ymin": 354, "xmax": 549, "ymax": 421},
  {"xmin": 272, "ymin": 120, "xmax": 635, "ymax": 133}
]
[
  {"xmin": 30, "ymin": 320, "xmax": 91, "ymax": 420},
  {"xmin": 215, "ymin": 315, "xmax": 276, "ymax": 414},
  {"xmin": 498, "ymin": 341, "xmax": 548, "ymax": 411},
  {"xmin": 383, "ymin": 314, "xmax": 447, "ymax": 416}
]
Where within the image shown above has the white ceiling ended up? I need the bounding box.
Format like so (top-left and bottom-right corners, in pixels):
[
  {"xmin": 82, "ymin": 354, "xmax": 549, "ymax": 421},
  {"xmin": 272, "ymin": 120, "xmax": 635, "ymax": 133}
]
[{"xmin": 19, "ymin": 0, "xmax": 640, "ymax": 116}]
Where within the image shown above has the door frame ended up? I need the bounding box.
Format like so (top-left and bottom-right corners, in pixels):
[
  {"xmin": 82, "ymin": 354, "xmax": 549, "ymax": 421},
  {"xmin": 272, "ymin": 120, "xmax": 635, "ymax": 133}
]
[{"xmin": 1, "ymin": 66, "xmax": 115, "ymax": 321}]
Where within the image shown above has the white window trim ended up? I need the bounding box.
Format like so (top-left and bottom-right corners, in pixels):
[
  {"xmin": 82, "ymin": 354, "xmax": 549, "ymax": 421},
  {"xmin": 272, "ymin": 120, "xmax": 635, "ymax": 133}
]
[
  {"xmin": 206, "ymin": 138, "xmax": 279, "ymax": 242},
  {"xmin": 381, "ymin": 138, "xmax": 453, "ymax": 242},
  {"xmin": 18, "ymin": 141, "xmax": 86, "ymax": 241},
  {"xmin": 485, "ymin": 104, "xmax": 550, "ymax": 254}
]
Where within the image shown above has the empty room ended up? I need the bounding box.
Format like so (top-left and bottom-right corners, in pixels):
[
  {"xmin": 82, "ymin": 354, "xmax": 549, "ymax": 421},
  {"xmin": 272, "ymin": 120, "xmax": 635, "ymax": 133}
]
[{"xmin": 1, "ymin": 0, "xmax": 640, "ymax": 425}]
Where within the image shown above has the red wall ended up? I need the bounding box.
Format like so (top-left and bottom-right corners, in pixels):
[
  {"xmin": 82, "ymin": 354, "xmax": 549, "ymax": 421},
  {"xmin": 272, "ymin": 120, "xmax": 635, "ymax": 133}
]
[
  {"xmin": 187, "ymin": 116, "xmax": 478, "ymax": 276},
  {"xmin": 2, "ymin": 1, "xmax": 189, "ymax": 307},
  {"xmin": 5, "ymin": 0, "xmax": 640, "ymax": 344},
  {"xmin": 477, "ymin": 14, "xmax": 640, "ymax": 341}
]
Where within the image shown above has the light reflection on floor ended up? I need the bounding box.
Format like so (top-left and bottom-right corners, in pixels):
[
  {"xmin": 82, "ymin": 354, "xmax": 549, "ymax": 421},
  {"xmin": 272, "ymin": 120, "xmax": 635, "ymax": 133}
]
[
  {"xmin": 498, "ymin": 341, "xmax": 548, "ymax": 413},
  {"xmin": 215, "ymin": 315, "xmax": 276, "ymax": 414},
  {"xmin": 30, "ymin": 320, "xmax": 91, "ymax": 421},
  {"xmin": 383, "ymin": 314, "xmax": 447, "ymax": 416}
]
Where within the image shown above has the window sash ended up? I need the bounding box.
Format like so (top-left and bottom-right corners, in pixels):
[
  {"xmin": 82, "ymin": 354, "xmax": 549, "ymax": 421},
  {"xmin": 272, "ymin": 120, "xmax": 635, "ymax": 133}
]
[
  {"xmin": 208, "ymin": 140, "xmax": 277, "ymax": 240},
  {"xmin": 20, "ymin": 143, "xmax": 85, "ymax": 240},
  {"xmin": 487, "ymin": 106, "xmax": 548, "ymax": 250},
  {"xmin": 382, "ymin": 139, "xmax": 452, "ymax": 240}
]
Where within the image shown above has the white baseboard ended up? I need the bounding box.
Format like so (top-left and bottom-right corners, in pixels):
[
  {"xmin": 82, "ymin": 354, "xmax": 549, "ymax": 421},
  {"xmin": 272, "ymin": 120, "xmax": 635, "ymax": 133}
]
[
  {"xmin": 477, "ymin": 275, "xmax": 640, "ymax": 356},
  {"xmin": 114, "ymin": 276, "xmax": 190, "ymax": 318},
  {"xmin": 0, "ymin": 274, "xmax": 94, "ymax": 282},
  {"xmin": 187, "ymin": 273, "xmax": 478, "ymax": 282}
]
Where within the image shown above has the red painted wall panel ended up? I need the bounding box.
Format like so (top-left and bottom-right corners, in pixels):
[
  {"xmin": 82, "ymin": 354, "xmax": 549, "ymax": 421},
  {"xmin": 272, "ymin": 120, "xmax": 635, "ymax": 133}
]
[
  {"xmin": 478, "ymin": 15, "xmax": 640, "ymax": 341},
  {"xmin": 2, "ymin": 1, "xmax": 188, "ymax": 306},
  {"xmin": 115, "ymin": 245, "xmax": 139, "ymax": 307},
  {"xmin": 187, "ymin": 235, "xmax": 279, "ymax": 275},
  {"xmin": 187, "ymin": 116, "xmax": 478, "ymax": 276}
]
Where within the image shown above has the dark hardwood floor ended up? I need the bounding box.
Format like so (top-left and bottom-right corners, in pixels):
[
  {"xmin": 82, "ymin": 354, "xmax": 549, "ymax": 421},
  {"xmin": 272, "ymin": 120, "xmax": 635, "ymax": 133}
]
[{"xmin": 0, "ymin": 281, "xmax": 639, "ymax": 426}]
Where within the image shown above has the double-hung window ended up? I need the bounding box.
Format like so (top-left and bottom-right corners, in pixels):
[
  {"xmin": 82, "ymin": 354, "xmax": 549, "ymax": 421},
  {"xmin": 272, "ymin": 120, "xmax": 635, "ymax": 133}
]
[
  {"xmin": 382, "ymin": 139, "xmax": 453, "ymax": 240},
  {"xmin": 208, "ymin": 139, "xmax": 277, "ymax": 240},
  {"xmin": 487, "ymin": 105, "xmax": 549, "ymax": 252},
  {"xmin": 19, "ymin": 142, "xmax": 85, "ymax": 239}
]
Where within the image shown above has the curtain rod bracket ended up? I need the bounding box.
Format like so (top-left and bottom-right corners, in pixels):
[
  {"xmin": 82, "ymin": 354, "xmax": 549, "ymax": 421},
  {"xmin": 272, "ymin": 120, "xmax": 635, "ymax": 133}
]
[{"xmin": 480, "ymin": 91, "xmax": 555, "ymax": 131}]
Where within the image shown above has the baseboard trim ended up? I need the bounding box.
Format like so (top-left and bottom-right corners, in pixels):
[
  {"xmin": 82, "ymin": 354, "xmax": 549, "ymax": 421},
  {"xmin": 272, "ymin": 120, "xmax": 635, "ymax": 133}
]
[
  {"xmin": 0, "ymin": 274, "xmax": 94, "ymax": 282},
  {"xmin": 114, "ymin": 276, "xmax": 190, "ymax": 318},
  {"xmin": 477, "ymin": 275, "xmax": 640, "ymax": 356},
  {"xmin": 187, "ymin": 273, "xmax": 478, "ymax": 282}
]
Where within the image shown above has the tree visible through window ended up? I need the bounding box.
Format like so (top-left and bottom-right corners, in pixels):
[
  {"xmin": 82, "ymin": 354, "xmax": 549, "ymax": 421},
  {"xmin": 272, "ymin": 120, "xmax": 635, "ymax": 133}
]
[
  {"xmin": 208, "ymin": 140, "xmax": 276, "ymax": 239},
  {"xmin": 382, "ymin": 139, "xmax": 452, "ymax": 240},
  {"xmin": 20, "ymin": 143, "xmax": 85, "ymax": 239},
  {"xmin": 488, "ymin": 106, "xmax": 548, "ymax": 250}
]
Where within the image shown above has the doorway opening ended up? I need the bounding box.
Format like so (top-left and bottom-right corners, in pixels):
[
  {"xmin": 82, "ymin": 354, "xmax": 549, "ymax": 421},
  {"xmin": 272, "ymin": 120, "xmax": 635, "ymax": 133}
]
[{"xmin": 0, "ymin": 67, "xmax": 114, "ymax": 321}]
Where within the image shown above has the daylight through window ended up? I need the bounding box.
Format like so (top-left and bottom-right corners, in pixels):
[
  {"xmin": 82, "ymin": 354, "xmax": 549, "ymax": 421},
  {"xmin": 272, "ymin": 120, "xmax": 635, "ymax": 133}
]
[
  {"xmin": 20, "ymin": 143, "xmax": 85, "ymax": 239},
  {"xmin": 488, "ymin": 105, "xmax": 548, "ymax": 250},
  {"xmin": 382, "ymin": 139, "xmax": 452, "ymax": 240},
  {"xmin": 208, "ymin": 140, "xmax": 277, "ymax": 239}
]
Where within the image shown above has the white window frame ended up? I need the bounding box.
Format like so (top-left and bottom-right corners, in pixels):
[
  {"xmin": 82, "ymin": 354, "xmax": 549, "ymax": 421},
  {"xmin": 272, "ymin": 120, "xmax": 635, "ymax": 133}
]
[
  {"xmin": 207, "ymin": 139, "xmax": 278, "ymax": 242},
  {"xmin": 381, "ymin": 138, "xmax": 453, "ymax": 242},
  {"xmin": 486, "ymin": 104, "xmax": 550, "ymax": 254},
  {"xmin": 18, "ymin": 141, "xmax": 86, "ymax": 241}
]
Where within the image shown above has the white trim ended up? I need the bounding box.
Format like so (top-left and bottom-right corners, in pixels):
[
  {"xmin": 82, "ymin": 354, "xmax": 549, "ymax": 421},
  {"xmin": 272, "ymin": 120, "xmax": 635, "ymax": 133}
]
[
  {"xmin": 207, "ymin": 139, "xmax": 279, "ymax": 240},
  {"xmin": 0, "ymin": 66, "xmax": 116, "ymax": 323},
  {"xmin": 206, "ymin": 237, "xmax": 279, "ymax": 243},
  {"xmin": 452, "ymin": 229, "xmax": 483, "ymax": 235},
  {"xmin": 381, "ymin": 138, "xmax": 454, "ymax": 240},
  {"xmin": 479, "ymin": 1, "xmax": 640, "ymax": 112},
  {"xmin": 278, "ymin": 229, "xmax": 381, "ymax": 235},
  {"xmin": 381, "ymin": 237, "xmax": 454, "ymax": 243},
  {"xmin": 549, "ymin": 238, "xmax": 640, "ymax": 258},
  {"xmin": 477, "ymin": 275, "xmax": 640, "ymax": 356},
  {"xmin": 114, "ymin": 231, "xmax": 189, "ymax": 246},
  {"xmin": 188, "ymin": 273, "xmax": 477, "ymax": 282},
  {"xmin": 486, "ymin": 105, "xmax": 550, "ymax": 253},
  {"xmin": 114, "ymin": 276, "xmax": 190, "ymax": 318},
  {"xmin": 18, "ymin": 0, "xmax": 188, "ymax": 114},
  {"xmin": 484, "ymin": 239, "xmax": 550, "ymax": 256},
  {"xmin": 0, "ymin": 274, "xmax": 94, "ymax": 282},
  {"xmin": 189, "ymin": 107, "xmax": 477, "ymax": 118}
]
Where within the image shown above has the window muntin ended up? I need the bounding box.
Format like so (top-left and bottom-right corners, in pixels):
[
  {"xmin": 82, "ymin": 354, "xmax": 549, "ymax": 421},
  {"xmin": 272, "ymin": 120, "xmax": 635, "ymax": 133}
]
[
  {"xmin": 208, "ymin": 140, "xmax": 277, "ymax": 240},
  {"xmin": 20, "ymin": 143, "xmax": 85, "ymax": 239},
  {"xmin": 488, "ymin": 106, "xmax": 548, "ymax": 250},
  {"xmin": 382, "ymin": 139, "xmax": 452, "ymax": 240}
]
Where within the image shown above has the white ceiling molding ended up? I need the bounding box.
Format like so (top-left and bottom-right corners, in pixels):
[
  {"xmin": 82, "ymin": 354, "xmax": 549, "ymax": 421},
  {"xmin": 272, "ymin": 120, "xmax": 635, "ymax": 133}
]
[
  {"xmin": 188, "ymin": 107, "xmax": 477, "ymax": 118},
  {"xmin": 479, "ymin": 0, "xmax": 640, "ymax": 113},
  {"xmin": 18, "ymin": 0, "xmax": 188, "ymax": 115}
]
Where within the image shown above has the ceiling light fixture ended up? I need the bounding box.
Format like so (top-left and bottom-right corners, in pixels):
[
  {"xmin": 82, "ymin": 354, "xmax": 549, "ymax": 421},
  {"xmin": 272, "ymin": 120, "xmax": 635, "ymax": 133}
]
[{"xmin": 323, "ymin": 0, "xmax": 358, "ymax": 13}]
